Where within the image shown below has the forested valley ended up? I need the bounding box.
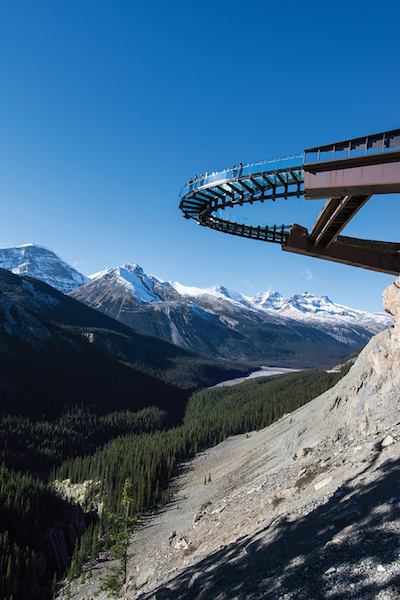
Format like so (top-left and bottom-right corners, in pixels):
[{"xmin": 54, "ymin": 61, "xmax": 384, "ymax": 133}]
[{"xmin": 0, "ymin": 363, "xmax": 353, "ymax": 600}]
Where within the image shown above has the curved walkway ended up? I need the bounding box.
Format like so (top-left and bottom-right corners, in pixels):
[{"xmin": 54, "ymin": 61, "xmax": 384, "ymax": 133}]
[
  {"xmin": 179, "ymin": 155, "xmax": 304, "ymax": 244},
  {"xmin": 178, "ymin": 129, "xmax": 400, "ymax": 274}
]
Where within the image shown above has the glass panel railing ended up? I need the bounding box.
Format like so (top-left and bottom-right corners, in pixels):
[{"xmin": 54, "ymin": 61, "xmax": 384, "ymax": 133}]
[
  {"xmin": 304, "ymin": 151, "xmax": 318, "ymax": 163},
  {"xmin": 179, "ymin": 153, "xmax": 304, "ymax": 198},
  {"xmin": 304, "ymin": 129, "xmax": 400, "ymax": 164},
  {"xmin": 333, "ymin": 149, "xmax": 350, "ymax": 160},
  {"xmin": 367, "ymin": 135, "xmax": 384, "ymax": 152},
  {"xmin": 385, "ymin": 132, "xmax": 400, "ymax": 150}
]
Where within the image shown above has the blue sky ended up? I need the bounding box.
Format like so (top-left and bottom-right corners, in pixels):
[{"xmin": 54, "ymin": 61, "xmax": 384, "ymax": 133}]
[{"xmin": 1, "ymin": 0, "xmax": 399, "ymax": 313}]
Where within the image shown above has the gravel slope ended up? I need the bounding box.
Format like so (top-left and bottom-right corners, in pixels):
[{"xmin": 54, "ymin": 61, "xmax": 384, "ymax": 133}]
[{"xmin": 58, "ymin": 277, "xmax": 400, "ymax": 600}]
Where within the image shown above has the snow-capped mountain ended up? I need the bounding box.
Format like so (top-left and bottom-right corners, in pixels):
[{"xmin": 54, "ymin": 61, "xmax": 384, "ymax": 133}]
[
  {"xmin": 0, "ymin": 267, "xmax": 250, "ymax": 420},
  {"xmin": 70, "ymin": 263, "xmax": 393, "ymax": 367},
  {"xmin": 250, "ymin": 291, "xmax": 390, "ymax": 338},
  {"xmin": 1, "ymin": 244, "xmax": 392, "ymax": 367},
  {"xmin": 250, "ymin": 291, "xmax": 285, "ymax": 311},
  {"xmin": 0, "ymin": 244, "xmax": 89, "ymax": 294},
  {"xmin": 87, "ymin": 264, "xmax": 163, "ymax": 304}
]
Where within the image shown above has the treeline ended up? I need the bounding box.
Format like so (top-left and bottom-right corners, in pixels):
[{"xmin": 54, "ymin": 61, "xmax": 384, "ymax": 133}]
[
  {"xmin": 1, "ymin": 366, "xmax": 349, "ymax": 599},
  {"xmin": 53, "ymin": 368, "xmax": 348, "ymax": 517},
  {"xmin": 184, "ymin": 368, "xmax": 348, "ymax": 442},
  {"xmin": 0, "ymin": 405, "xmax": 169, "ymax": 473}
]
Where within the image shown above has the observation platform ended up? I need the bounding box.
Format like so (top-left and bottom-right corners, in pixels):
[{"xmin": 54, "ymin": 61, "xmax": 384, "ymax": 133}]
[{"xmin": 179, "ymin": 129, "xmax": 400, "ymax": 275}]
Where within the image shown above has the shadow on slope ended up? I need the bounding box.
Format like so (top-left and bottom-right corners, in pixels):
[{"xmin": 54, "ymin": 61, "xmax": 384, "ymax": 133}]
[{"xmin": 139, "ymin": 453, "xmax": 400, "ymax": 599}]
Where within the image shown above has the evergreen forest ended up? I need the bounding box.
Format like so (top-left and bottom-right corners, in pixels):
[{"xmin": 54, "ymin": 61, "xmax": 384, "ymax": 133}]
[{"xmin": 0, "ymin": 363, "xmax": 352, "ymax": 600}]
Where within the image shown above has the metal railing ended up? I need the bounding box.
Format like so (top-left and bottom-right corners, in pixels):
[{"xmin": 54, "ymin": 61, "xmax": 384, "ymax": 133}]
[
  {"xmin": 179, "ymin": 153, "xmax": 304, "ymax": 198},
  {"xmin": 304, "ymin": 128, "xmax": 400, "ymax": 164}
]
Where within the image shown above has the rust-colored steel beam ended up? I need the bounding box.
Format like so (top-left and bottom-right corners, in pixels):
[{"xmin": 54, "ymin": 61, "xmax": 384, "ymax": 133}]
[
  {"xmin": 304, "ymin": 149, "xmax": 400, "ymax": 199},
  {"xmin": 310, "ymin": 194, "xmax": 371, "ymax": 248},
  {"xmin": 284, "ymin": 225, "xmax": 400, "ymax": 275}
]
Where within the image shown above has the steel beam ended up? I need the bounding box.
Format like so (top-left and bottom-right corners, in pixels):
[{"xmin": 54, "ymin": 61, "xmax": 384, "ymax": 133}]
[
  {"xmin": 284, "ymin": 225, "xmax": 400, "ymax": 275},
  {"xmin": 304, "ymin": 149, "xmax": 400, "ymax": 199},
  {"xmin": 310, "ymin": 194, "xmax": 371, "ymax": 248}
]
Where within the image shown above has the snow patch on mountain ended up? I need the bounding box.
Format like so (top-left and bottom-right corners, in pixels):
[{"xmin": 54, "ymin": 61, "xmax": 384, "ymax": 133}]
[
  {"xmin": 209, "ymin": 285, "xmax": 246, "ymax": 302},
  {"xmin": 170, "ymin": 282, "xmax": 253, "ymax": 313},
  {"xmin": 170, "ymin": 281, "xmax": 212, "ymax": 299},
  {"xmin": 170, "ymin": 281, "xmax": 242, "ymax": 302},
  {"xmin": 90, "ymin": 264, "xmax": 162, "ymax": 304},
  {"xmin": 273, "ymin": 292, "xmax": 391, "ymax": 331},
  {"xmin": 250, "ymin": 291, "xmax": 285, "ymax": 311}
]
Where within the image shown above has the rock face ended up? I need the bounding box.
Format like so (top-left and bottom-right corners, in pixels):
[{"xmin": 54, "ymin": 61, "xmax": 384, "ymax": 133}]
[
  {"xmin": 309, "ymin": 274, "xmax": 400, "ymax": 441},
  {"xmin": 59, "ymin": 277, "xmax": 400, "ymax": 600},
  {"xmin": 383, "ymin": 276, "xmax": 400, "ymax": 321}
]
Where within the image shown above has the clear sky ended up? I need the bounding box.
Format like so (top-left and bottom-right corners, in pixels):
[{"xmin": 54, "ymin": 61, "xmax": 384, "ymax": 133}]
[{"xmin": 1, "ymin": 0, "xmax": 399, "ymax": 313}]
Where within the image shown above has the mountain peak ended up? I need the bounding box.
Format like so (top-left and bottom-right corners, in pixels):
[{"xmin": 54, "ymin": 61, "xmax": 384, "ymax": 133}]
[
  {"xmin": 89, "ymin": 263, "xmax": 162, "ymax": 304},
  {"xmin": 209, "ymin": 285, "xmax": 245, "ymax": 302},
  {"xmin": 0, "ymin": 244, "xmax": 89, "ymax": 294},
  {"xmin": 250, "ymin": 291, "xmax": 284, "ymax": 310},
  {"xmin": 119, "ymin": 263, "xmax": 145, "ymax": 276}
]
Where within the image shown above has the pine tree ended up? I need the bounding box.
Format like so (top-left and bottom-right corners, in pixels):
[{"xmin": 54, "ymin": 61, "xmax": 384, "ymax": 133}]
[{"xmin": 100, "ymin": 479, "xmax": 137, "ymax": 597}]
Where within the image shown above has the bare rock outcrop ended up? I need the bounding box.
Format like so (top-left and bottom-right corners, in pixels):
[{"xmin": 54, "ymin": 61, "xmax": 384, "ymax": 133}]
[
  {"xmin": 383, "ymin": 276, "xmax": 400, "ymax": 321},
  {"xmin": 287, "ymin": 275, "xmax": 400, "ymax": 451}
]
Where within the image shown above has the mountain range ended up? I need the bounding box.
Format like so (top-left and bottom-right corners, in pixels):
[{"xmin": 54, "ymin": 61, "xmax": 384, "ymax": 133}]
[
  {"xmin": 0, "ymin": 244, "xmax": 393, "ymax": 368},
  {"xmin": 0, "ymin": 267, "xmax": 252, "ymax": 422}
]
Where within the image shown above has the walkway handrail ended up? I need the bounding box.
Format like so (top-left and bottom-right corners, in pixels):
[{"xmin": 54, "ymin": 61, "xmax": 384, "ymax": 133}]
[
  {"xmin": 179, "ymin": 153, "xmax": 304, "ymax": 198},
  {"xmin": 304, "ymin": 128, "xmax": 400, "ymax": 164}
]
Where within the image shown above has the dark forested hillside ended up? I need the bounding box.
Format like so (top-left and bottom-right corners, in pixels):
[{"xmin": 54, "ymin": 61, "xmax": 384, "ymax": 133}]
[
  {"xmin": 0, "ymin": 362, "xmax": 351, "ymax": 600},
  {"xmin": 0, "ymin": 268, "xmax": 252, "ymax": 420},
  {"xmin": 54, "ymin": 367, "xmax": 351, "ymax": 520}
]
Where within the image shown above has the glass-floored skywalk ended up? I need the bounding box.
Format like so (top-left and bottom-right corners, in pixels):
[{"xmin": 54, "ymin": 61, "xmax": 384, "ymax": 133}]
[{"xmin": 179, "ymin": 154, "xmax": 305, "ymax": 244}]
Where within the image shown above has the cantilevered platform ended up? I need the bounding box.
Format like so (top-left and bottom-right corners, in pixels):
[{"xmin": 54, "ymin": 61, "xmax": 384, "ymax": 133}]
[
  {"xmin": 179, "ymin": 129, "xmax": 400, "ymax": 275},
  {"xmin": 179, "ymin": 155, "xmax": 305, "ymax": 245}
]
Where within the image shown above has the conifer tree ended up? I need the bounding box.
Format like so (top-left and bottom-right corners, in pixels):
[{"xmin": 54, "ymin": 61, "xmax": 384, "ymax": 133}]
[{"xmin": 100, "ymin": 479, "xmax": 137, "ymax": 597}]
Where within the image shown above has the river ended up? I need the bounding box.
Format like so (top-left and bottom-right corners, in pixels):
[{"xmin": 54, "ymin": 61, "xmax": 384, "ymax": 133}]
[{"xmin": 212, "ymin": 366, "xmax": 302, "ymax": 388}]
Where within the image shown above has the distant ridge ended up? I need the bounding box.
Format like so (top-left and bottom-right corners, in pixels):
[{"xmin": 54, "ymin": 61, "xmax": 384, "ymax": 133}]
[
  {"xmin": 0, "ymin": 267, "xmax": 251, "ymax": 420},
  {"xmin": 70, "ymin": 263, "xmax": 392, "ymax": 367}
]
